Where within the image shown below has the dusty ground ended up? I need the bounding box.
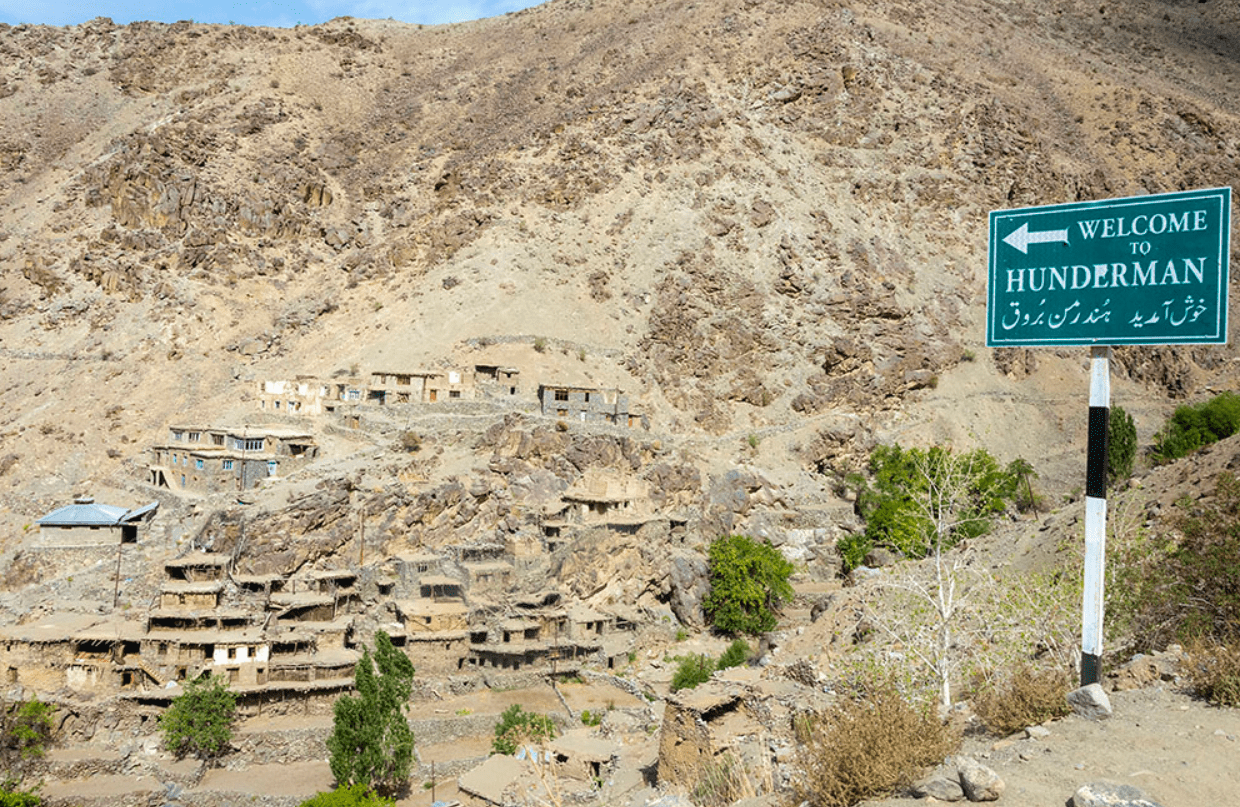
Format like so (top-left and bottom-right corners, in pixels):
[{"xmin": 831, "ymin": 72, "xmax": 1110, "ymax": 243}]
[{"xmin": 866, "ymin": 684, "xmax": 1240, "ymax": 807}]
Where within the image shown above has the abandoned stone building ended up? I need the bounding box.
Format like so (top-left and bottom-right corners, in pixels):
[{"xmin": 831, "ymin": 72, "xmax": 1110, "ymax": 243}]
[
  {"xmin": 368, "ymin": 369, "xmax": 475, "ymax": 404},
  {"xmin": 473, "ymin": 364, "xmax": 521, "ymax": 398},
  {"xmin": 257, "ymin": 377, "xmax": 336, "ymax": 416},
  {"xmin": 147, "ymin": 425, "xmax": 319, "ymax": 494},
  {"xmin": 34, "ymin": 497, "xmax": 159, "ymax": 547},
  {"xmin": 541, "ymin": 470, "xmax": 676, "ymax": 547}
]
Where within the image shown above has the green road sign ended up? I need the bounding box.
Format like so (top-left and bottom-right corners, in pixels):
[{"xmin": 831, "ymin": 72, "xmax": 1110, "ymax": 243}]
[{"xmin": 987, "ymin": 187, "xmax": 1231, "ymax": 346}]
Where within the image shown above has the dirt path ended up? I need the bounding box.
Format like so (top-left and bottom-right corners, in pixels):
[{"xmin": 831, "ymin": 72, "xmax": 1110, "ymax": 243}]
[{"xmin": 863, "ymin": 685, "xmax": 1240, "ymax": 806}]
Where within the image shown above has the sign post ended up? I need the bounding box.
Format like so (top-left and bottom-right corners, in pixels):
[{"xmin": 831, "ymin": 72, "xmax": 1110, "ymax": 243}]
[{"xmin": 987, "ymin": 187, "xmax": 1230, "ymax": 686}]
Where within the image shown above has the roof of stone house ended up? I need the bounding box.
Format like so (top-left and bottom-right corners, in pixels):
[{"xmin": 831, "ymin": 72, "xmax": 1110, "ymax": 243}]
[
  {"xmin": 147, "ymin": 607, "xmax": 253, "ymax": 622},
  {"xmin": 499, "ymin": 618, "xmax": 540, "ymax": 631},
  {"xmin": 395, "ymin": 550, "xmax": 441, "ymax": 563},
  {"xmin": 463, "ymin": 562, "xmax": 512, "ymax": 574},
  {"xmin": 403, "ymin": 629, "xmax": 469, "ymax": 642},
  {"xmin": 417, "ymin": 574, "xmax": 462, "ymax": 588},
  {"xmin": 232, "ymin": 573, "xmax": 286, "ymax": 585},
  {"xmin": 396, "ymin": 600, "xmax": 469, "ymax": 618},
  {"xmin": 37, "ymin": 499, "xmax": 159, "ymax": 527},
  {"xmin": 673, "ymin": 682, "xmax": 743, "ymax": 715},
  {"xmin": 158, "ymin": 628, "xmax": 267, "ymax": 644},
  {"xmin": 459, "ymin": 753, "xmax": 525, "ymax": 805},
  {"xmin": 0, "ymin": 612, "xmax": 108, "ymax": 643},
  {"xmin": 270, "ymin": 616, "xmax": 354, "ymax": 633},
  {"xmin": 565, "ymin": 603, "xmax": 610, "ymax": 623},
  {"xmin": 303, "ymin": 569, "xmax": 358, "ymax": 581},
  {"xmin": 600, "ymin": 633, "xmax": 635, "ymax": 655},
  {"xmin": 265, "ymin": 648, "xmax": 360, "ymax": 667},
  {"xmin": 550, "ymin": 730, "xmax": 618, "ymax": 762},
  {"xmin": 168, "ymin": 424, "xmax": 315, "ymax": 439},
  {"xmin": 160, "ymin": 581, "xmax": 225, "ymax": 594},
  {"xmin": 271, "ymin": 592, "xmax": 335, "ymax": 610},
  {"xmin": 164, "ymin": 552, "xmax": 230, "ymax": 568}
]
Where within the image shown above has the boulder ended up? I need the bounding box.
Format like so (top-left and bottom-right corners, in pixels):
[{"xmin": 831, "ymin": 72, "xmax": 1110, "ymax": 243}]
[
  {"xmin": 1071, "ymin": 781, "xmax": 1167, "ymax": 807},
  {"xmin": 912, "ymin": 774, "xmax": 966, "ymax": 801},
  {"xmin": 1067, "ymin": 683, "xmax": 1112, "ymax": 720},
  {"xmin": 956, "ymin": 755, "xmax": 1004, "ymax": 801}
]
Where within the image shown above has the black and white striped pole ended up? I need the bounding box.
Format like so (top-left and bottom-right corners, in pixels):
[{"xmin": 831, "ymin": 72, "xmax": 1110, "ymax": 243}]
[{"xmin": 1081, "ymin": 345, "xmax": 1111, "ymax": 686}]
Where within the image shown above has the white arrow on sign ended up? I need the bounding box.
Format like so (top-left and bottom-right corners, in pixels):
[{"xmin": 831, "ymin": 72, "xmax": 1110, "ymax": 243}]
[{"xmin": 1003, "ymin": 222, "xmax": 1070, "ymax": 254}]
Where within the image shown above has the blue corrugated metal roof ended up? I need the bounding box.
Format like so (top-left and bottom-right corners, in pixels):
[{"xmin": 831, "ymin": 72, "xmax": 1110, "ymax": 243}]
[{"xmin": 37, "ymin": 501, "xmax": 159, "ymax": 527}]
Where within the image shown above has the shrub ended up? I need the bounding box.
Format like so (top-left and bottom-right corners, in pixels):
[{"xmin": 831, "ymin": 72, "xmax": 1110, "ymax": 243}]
[
  {"xmin": 1151, "ymin": 391, "xmax": 1240, "ymax": 463},
  {"xmin": 1184, "ymin": 640, "xmax": 1240, "ymax": 707},
  {"xmin": 533, "ymin": 337, "xmax": 548, "ymax": 353},
  {"xmin": 1108, "ymin": 405, "xmax": 1137, "ymax": 484},
  {"xmin": 703, "ymin": 534, "xmax": 794, "ymax": 635},
  {"xmin": 299, "ymin": 785, "xmax": 394, "ymax": 807},
  {"xmin": 160, "ymin": 676, "xmax": 236, "ymax": 762},
  {"xmin": 492, "ymin": 705, "xmax": 556, "ymax": 755},
  {"xmin": 691, "ymin": 753, "xmax": 752, "ymax": 807},
  {"xmin": 794, "ymin": 679, "xmax": 959, "ymax": 807},
  {"xmin": 970, "ymin": 664, "xmax": 1072, "ymax": 736},
  {"xmin": 327, "ymin": 631, "xmax": 416, "ymax": 794},
  {"xmin": 717, "ymin": 639, "xmax": 750, "ymax": 670},
  {"xmin": 0, "ymin": 700, "xmax": 54, "ymax": 764},
  {"xmin": 671, "ymin": 654, "xmax": 714, "ymax": 693},
  {"xmin": 580, "ymin": 709, "xmax": 602, "ymax": 727},
  {"xmin": 1110, "ymin": 472, "xmax": 1240, "ymax": 649},
  {"xmin": 397, "ymin": 431, "xmax": 421, "ymax": 453},
  {"xmin": 0, "ymin": 779, "xmax": 42, "ymax": 807}
]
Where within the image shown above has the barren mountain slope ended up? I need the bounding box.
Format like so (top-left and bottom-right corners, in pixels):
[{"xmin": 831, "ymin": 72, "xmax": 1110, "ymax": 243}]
[{"xmin": 0, "ymin": 0, "xmax": 1237, "ymax": 532}]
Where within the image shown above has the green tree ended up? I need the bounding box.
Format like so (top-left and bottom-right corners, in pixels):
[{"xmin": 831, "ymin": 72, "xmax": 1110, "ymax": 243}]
[
  {"xmin": 703, "ymin": 534, "xmax": 795, "ymax": 635},
  {"xmin": 1108, "ymin": 405, "xmax": 1137, "ymax": 485},
  {"xmin": 845, "ymin": 444, "xmax": 1017, "ymax": 570},
  {"xmin": 160, "ymin": 675, "xmax": 237, "ymax": 762},
  {"xmin": 300, "ymin": 784, "xmax": 394, "ymax": 807},
  {"xmin": 1006, "ymin": 457, "xmax": 1041, "ymax": 513},
  {"xmin": 327, "ymin": 631, "xmax": 416, "ymax": 794},
  {"xmin": 492, "ymin": 704, "xmax": 556, "ymax": 755}
]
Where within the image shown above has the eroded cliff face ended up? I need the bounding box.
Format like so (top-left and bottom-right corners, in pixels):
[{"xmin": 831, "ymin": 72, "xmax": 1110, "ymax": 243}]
[{"xmin": 0, "ymin": 0, "xmax": 1238, "ymax": 541}]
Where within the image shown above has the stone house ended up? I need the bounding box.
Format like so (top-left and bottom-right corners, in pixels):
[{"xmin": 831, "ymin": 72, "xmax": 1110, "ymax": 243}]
[
  {"xmin": 159, "ymin": 581, "xmax": 224, "ymax": 611},
  {"xmin": 34, "ymin": 497, "xmax": 159, "ymax": 547},
  {"xmin": 549, "ymin": 729, "xmax": 618, "ymax": 783},
  {"xmin": 148, "ymin": 425, "xmax": 318, "ymax": 494},
  {"xmin": 367, "ymin": 369, "xmax": 474, "ymax": 404},
  {"xmin": 0, "ymin": 613, "xmax": 145, "ymax": 695},
  {"xmin": 394, "ymin": 599, "xmax": 470, "ymax": 674},
  {"xmin": 474, "ymin": 364, "xmax": 522, "ymax": 398},
  {"xmin": 538, "ymin": 384, "xmax": 648, "ymax": 428},
  {"xmin": 560, "ymin": 472, "xmax": 650, "ymax": 526},
  {"xmin": 256, "ymin": 377, "xmax": 335, "ymax": 416}
]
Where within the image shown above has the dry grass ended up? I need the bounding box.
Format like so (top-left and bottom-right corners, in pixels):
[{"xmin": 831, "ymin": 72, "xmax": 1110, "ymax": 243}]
[
  {"xmin": 794, "ymin": 680, "xmax": 960, "ymax": 807},
  {"xmin": 970, "ymin": 664, "xmax": 1072, "ymax": 736},
  {"xmin": 1184, "ymin": 639, "xmax": 1240, "ymax": 708}
]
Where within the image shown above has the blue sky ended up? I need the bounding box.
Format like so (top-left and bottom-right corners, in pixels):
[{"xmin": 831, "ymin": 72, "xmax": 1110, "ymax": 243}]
[{"xmin": 0, "ymin": 1, "xmax": 541, "ymax": 28}]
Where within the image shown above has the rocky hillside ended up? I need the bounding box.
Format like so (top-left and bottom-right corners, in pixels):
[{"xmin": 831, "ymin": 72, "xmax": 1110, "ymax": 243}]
[{"xmin": 0, "ymin": 0, "xmax": 1238, "ymax": 536}]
